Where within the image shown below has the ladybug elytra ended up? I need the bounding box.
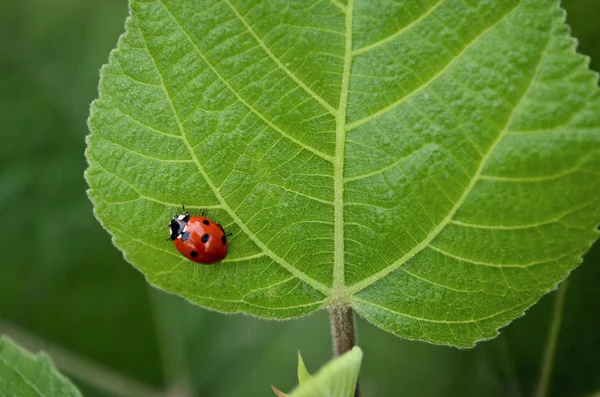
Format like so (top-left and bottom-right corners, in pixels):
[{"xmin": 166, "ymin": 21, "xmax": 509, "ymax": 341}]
[{"xmin": 168, "ymin": 206, "xmax": 230, "ymax": 264}]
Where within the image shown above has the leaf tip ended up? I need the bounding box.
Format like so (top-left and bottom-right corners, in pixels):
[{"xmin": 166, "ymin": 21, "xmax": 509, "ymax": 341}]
[
  {"xmin": 271, "ymin": 385, "xmax": 288, "ymax": 397},
  {"xmin": 297, "ymin": 351, "xmax": 311, "ymax": 384}
]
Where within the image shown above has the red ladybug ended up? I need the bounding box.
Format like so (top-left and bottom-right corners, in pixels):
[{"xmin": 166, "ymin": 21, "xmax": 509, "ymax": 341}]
[{"xmin": 168, "ymin": 206, "xmax": 230, "ymax": 264}]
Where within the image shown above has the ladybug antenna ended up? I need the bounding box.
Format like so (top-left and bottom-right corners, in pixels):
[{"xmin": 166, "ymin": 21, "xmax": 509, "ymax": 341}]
[
  {"xmin": 202, "ymin": 209, "xmax": 205, "ymax": 216},
  {"xmin": 225, "ymin": 232, "xmax": 232, "ymax": 237},
  {"xmin": 181, "ymin": 203, "xmax": 186, "ymax": 213}
]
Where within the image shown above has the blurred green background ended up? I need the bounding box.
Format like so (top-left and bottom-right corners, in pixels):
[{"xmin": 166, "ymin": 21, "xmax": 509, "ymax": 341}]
[{"xmin": 0, "ymin": 1, "xmax": 599, "ymax": 396}]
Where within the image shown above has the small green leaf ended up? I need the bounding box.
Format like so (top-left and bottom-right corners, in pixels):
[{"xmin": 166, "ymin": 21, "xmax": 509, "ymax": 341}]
[
  {"xmin": 297, "ymin": 352, "xmax": 312, "ymax": 385},
  {"xmin": 0, "ymin": 336, "xmax": 82, "ymax": 397},
  {"xmin": 86, "ymin": 0, "xmax": 600, "ymax": 347},
  {"xmin": 275, "ymin": 347, "xmax": 362, "ymax": 397}
]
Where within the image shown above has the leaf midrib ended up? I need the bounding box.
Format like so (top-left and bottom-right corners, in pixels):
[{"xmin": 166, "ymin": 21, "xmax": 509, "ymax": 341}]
[{"xmin": 332, "ymin": 0, "xmax": 355, "ymax": 298}]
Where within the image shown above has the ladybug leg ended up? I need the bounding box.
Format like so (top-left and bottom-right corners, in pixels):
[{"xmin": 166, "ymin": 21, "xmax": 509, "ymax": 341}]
[{"xmin": 215, "ymin": 223, "xmax": 232, "ymax": 237}]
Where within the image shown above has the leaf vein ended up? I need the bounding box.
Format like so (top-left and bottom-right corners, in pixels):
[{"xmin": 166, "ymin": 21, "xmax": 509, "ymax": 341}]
[
  {"xmin": 114, "ymin": 107, "xmax": 183, "ymax": 139},
  {"xmin": 93, "ymin": 163, "xmax": 221, "ymax": 211},
  {"xmin": 332, "ymin": 0, "xmax": 355, "ymax": 294},
  {"xmin": 354, "ymin": 297, "xmax": 526, "ymax": 325},
  {"xmin": 223, "ymin": 253, "xmax": 268, "ymax": 263},
  {"xmin": 400, "ymin": 266, "xmax": 482, "ymax": 293},
  {"xmin": 329, "ymin": 0, "xmax": 346, "ymax": 12},
  {"xmin": 190, "ymin": 294, "xmax": 325, "ymax": 311},
  {"xmin": 0, "ymin": 355, "xmax": 46, "ymax": 397},
  {"xmin": 346, "ymin": 1, "xmax": 522, "ymax": 131},
  {"xmin": 452, "ymin": 196, "xmax": 600, "ymax": 231},
  {"xmin": 96, "ymin": 136, "xmax": 193, "ymax": 163},
  {"xmin": 112, "ymin": 69, "xmax": 162, "ymax": 89},
  {"xmin": 223, "ymin": 0, "xmax": 337, "ymax": 115},
  {"xmin": 480, "ymin": 151, "xmax": 600, "ymax": 182},
  {"xmin": 351, "ymin": 0, "xmax": 445, "ymax": 56},
  {"xmin": 242, "ymin": 277, "xmax": 296, "ymax": 297},
  {"xmin": 98, "ymin": 195, "xmax": 220, "ymax": 212},
  {"xmin": 261, "ymin": 182, "xmax": 334, "ymax": 205},
  {"xmin": 344, "ymin": 143, "xmax": 436, "ymax": 182},
  {"xmin": 140, "ymin": 6, "xmax": 332, "ymax": 296},
  {"xmin": 428, "ymin": 245, "xmax": 577, "ymax": 269},
  {"xmin": 157, "ymin": 0, "xmax": 334, "ymax": 162},
  {"xmin": 347, "ymin": 20, "xmax": 549, "ymax": 295}
]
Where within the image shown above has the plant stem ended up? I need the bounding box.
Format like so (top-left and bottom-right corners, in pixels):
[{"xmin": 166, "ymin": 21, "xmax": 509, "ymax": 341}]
[
  {"xmin": 329, "ymin": 305, "xmax": 359, "ymax": 397},
  {"xmin": 148, "ymin": 287, "xmax": 193, "ymax": 397},
  {"xmin": 534, "ymin": 280, "xmax": 568, "ymax": 397}
]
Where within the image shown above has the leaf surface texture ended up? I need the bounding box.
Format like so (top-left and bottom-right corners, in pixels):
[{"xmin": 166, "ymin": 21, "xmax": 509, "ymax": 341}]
[{"xmin": 87, "ymin": 0, "xmax": 600, "ymax": 346}]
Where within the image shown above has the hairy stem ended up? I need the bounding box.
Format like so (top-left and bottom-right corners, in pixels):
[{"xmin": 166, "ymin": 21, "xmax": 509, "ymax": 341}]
[
  {"xmin": 329, "ymin": 305, "xmax": 359, "ymax": 397},
  {"xmin": 535, "ymin": 280, "xmax": 568, "ymax": 397}
]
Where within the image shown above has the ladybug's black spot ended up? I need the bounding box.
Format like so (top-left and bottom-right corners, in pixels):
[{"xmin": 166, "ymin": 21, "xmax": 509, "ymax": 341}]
[
  {"xmin": 221, "ymin": 235, "xmax": 227, "ymax": 245},
  {"xmin": 202, "ymin": 219, "xmax": 210, "ymax": 225},
  {"xmin": 201, "ymin": 234, "xmax": 210, "ymax": 243},
  {"xmin": 190, "ymin": 251, "xmax": 198, "ymax": 258}
]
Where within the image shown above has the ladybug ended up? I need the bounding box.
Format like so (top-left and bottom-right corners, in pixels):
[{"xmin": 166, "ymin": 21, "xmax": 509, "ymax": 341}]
[{"xmin": 168, "ymin": 205, "xmax": 230, "ymax": 264}]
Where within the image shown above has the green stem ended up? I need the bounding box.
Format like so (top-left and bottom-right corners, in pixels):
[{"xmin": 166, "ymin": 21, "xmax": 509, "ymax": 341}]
[
  {"xmin": 534, "ymin": 280, "xmax": 568, "ymax": 397},
  {"xmin": 148, "ymin": 287, "xmax": 193, "ymax": 397}
]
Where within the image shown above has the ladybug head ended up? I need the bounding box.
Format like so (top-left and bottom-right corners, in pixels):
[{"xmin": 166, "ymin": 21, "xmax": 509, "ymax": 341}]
[{"xmin": 168, "ymin": 211, "xmax": 190, "ymax": 240}]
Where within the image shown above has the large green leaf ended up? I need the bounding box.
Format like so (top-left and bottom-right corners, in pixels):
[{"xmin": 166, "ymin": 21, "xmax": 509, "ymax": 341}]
[
  {"xmin": 3, "ymin": 0, "xmax": 600, "ymax": 396},
  {"xmin": 86, "ymin": 0, "xmax": 600, "ymax": 347},
  {"xmin": 0, "ymin": 336, "xmax": 82, "ymax": 396}
]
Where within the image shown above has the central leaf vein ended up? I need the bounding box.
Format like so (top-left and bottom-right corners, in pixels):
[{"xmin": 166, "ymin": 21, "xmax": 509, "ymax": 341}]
[{"xmin": 332, "ymin": 0, "xmax": 354, "ymax": 296}]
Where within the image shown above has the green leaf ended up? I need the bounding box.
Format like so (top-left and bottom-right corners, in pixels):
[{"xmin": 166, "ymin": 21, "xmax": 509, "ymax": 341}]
[
  {"xmin": 86, "ymin": 0, "xmax": 600, "ymax": 347},
  {"xmin": 274, "ymin": 347, "xmax": 362, "ymax": 397},
  {"xmin": 0, "ymin": 336, "xmax": 82, "ymax": 396},
  {"xmin": 297, "ymin": 352, "xmax": 312, "ymax": 385}
]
